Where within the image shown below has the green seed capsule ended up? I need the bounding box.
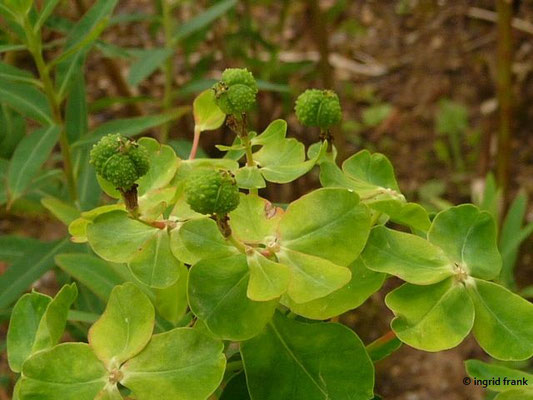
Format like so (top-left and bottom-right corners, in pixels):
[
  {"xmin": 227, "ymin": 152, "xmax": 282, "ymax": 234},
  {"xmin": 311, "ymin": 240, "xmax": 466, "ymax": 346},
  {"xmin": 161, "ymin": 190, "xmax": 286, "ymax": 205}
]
[
  {"xmin": 185, "ymin": 169, "xmax": 240, "ymax": 215},
  {"xmin": 213, "ymin": 68, "xmax": 258, "ymax": 116},
  {"xmin": 295, "ymin": 89, "xmax": 342, "ymax": 129},
  {"xmin": 89, "ymin": 134, "xmax": 150, "ymax": 190}
]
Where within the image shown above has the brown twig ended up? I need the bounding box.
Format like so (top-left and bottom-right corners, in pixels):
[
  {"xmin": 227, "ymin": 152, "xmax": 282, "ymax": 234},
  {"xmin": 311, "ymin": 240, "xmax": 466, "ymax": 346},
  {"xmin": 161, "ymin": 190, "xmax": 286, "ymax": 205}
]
[{"xmin": 467, "ymin": 6, "xmax": 533, "ymax": 35}]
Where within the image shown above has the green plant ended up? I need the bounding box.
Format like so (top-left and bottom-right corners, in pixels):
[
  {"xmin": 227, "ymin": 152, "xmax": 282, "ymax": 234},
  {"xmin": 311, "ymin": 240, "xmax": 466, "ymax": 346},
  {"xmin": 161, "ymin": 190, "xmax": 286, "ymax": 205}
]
[{"xmin": 4, "ymin": 65, "xmax": 533, "ymax": 400}]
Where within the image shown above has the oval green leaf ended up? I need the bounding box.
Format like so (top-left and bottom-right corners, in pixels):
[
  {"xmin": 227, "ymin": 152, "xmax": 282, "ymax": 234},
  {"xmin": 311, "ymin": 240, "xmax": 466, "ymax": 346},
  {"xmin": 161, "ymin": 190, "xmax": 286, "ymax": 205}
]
[
  {"xmin": 284, "ymin": 258, "xmax": 386, "ymax": 320},
  {"xmin": 128, "ymin": 230, "xmax": 181, "ymax": 289},
  {"xmin": 385, "ymin": 278, "xmax": 474, "ymax": 351},
  {"xmin": 467, "ymin": 279, "xmax": 533, "ymax": 361},
  {"xmin": 247, "ymin": 251, "xmax": 290, "ymax": 301},
  {"xmin": 7, "ymin": 292, "xmax": 51, "ymax": 373},
  {"xmin": 361, "ymin": 226, "xmax": 454, "ymax": 285},
  {"xmin": 280, "ymin": 188, "xmax": 371, "ymax": 266},
  {"xmin": 87, "ymin": 210, "xmax": 159, "ymax": 263},
  {"xmin": 19, "ymin": 343, "xmax": 107, "ymax": 400},
  {"xmin": 121, "ymin": 328, "xmax": 226, "ymax": 400},
  {"xmin": 89, "ymin": 283, "xmax": 155, "ymax": 368},
  {"xmin": 241, "ymin": 311, "xmax": 375, "ymax": 400},
  {"xmin": 188, "ymin": 255, "xmax": 277, "ymax": 340},
  {"xmin": 428, "ymin": 205, "xmax": 502, "ymax": 280}
]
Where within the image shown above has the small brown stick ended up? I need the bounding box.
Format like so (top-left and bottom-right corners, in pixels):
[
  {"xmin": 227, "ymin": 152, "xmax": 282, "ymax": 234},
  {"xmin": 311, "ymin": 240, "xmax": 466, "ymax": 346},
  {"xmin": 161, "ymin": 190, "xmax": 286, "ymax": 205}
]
[{"xmin": 467, "ymin": 6, "xmax": 533, "ymax": 35}]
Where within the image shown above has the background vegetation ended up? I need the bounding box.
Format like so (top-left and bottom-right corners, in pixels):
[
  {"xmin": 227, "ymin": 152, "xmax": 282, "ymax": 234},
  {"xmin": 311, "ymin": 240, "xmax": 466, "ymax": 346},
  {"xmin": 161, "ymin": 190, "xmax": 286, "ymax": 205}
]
[{"xmin": 0, "ymin": 1, "xmax": 532, "ymax": 399}]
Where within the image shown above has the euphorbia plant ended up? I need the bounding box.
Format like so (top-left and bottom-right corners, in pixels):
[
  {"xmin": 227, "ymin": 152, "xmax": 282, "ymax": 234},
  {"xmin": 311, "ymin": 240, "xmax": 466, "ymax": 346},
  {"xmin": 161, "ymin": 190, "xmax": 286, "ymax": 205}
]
[{"xmin": 6, "ymin": 69, "xmax": 533, "ymax": 400}]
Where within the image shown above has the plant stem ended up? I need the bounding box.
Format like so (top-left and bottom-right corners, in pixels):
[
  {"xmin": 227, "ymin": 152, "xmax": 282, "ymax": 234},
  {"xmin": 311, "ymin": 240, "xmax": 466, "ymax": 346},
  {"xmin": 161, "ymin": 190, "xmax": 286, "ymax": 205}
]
[
  {"xmin": 160, "ymin": 0, "xmax": 175, "ymax": 144},
  {"xmin": 225, "ymin": 360, "xmax": 243, "ymax": 373},
  {"xmin": 227, "ymin": 114, "xmax": 257, "ymax": 195},
  {"xmin": 496, "ymin": 0, "xmax": 514, "ymax": 212},
  {"xmin": 307, "ymin": 0, "xmax": 347, "ymax": 162},
  {"xmin": 189, "ymin": 126, "xmax": 201, "ymax": 160},
  {"xmin": 23, "ymin": 17, "xmax": 77, "ymax": 202}
]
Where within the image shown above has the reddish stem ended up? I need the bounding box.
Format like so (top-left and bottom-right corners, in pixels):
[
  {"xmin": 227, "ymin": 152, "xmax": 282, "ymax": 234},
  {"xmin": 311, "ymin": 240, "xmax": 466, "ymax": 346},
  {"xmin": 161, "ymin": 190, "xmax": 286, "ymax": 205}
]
[{"xmin": 189, "ymin": 127, "xmax": 201, "ymax": 160}]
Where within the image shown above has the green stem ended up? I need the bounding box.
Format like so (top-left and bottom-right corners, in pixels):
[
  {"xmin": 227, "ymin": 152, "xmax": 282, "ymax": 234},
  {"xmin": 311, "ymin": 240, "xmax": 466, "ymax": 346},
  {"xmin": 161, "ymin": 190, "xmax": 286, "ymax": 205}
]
[
  {"xmin": 23, "ymin": 17, "xmax": 77, "ymax": 202},
  {"xmin": 231, "ymin": 115, "xmax": 257, "ymax": 195},
  {"xmin": 227, "ymin": 233, "xmax": 248, "ymax": 253},
  {"xmin": 225, "ymin": 360, "xmax": 243, "ymax": 373},
  {"xmin": 160, "ymin": 0, "xmax": 174, "ymax": 144}
]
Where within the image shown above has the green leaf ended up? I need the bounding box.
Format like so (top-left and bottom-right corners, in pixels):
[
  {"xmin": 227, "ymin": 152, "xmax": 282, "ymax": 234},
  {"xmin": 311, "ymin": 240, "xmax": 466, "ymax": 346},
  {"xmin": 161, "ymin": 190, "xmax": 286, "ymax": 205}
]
[
  {"xmin": 0, "ymin": 62, "xmax": 37, "ymax": 85},
  {"xmin": 247, "ymin": 251, "xmax": 290, "ymax": 301},
  {"xmin": 68, "ymin": 204, "xmax": 125, "ymax": 243},
  {"xmin": 193, "ymin": 89, "xmax": 225, "ymax": 132},
  {"xmin": 235, "ymin": 166, "xmax": 266, "ymax": 189},
  {"xmin": 362, "ymin": 103, "xmax": 392, "ymax": 127},
  {"xmin": 361, "ymin": 226, "xmax": 454, "ymax": 285},
  {"xmin": 0, "ymin": 238, "xmax": 73, "ymax": 309},
  {"xmin": 154, "ymin": 263, "xmax": 189, "ymax": 325},
  {"xmin": 76, "ymin": 148, "xmax": 101, "ymax": 211},
  {"xmin": 342, "ymin": 150, "xmax": 400, "ymax": 194},
  {"xmin": 0, "ymin": 105, "xmax": 26, "ymax": 159},
  {"xmin": 19, "ymin": 343, "xmax": 107, "ymax": 400},
  {"xmin": 499, "ymin": 191, "xmax": 532, "ymax": 288},
  {"xmin": 280, "ymin": 188, "xmax": 371, "ymax": 266},
  {"xmin": 173, "ymin": 0, "xmax": 237, "ymax": 42},
  {"xmin": 170, "ymin": 218, "xmax": 238, "ymax": 265},
  {"xmin": 278, "ymin": 248, "xmax": 352, "ymax": 304},
  {"xmin": 127, "ymin": 48, "xmax": 173, "ymax": 87},
  {"xmin": 74, "ymin": 109, "xmax": 189, "ymax": 147},
  {"xmin": 188, "ymin": 255, "xmax": 277, "ymax": 340},
  {"xmin": 241, "ymin": 311, "xmax": 375, "ymax": 400},
  {"xmin": 32, "ymin": 283, "xmax": 78, "ymax": 353},
  {"xmin": 65, "ymin": 72, "xmax": 88, "ymax": 142},
  {"xmin": 0, "ymin": 235, "xmax": 44, "ymax": 264},
  {"xmin": 121, "ymin": 328, "xmax": 226, "ymax": 400},
  {"xmin": 0, "ymin": 79, "xmax": 52, "ymax": 125},
  {"xmin": 283, "ymin": 258, "xmax": 386, "ymax": 320},
  {"xmin": 465, "ymin": 359, "xmax": 533, "ymax": 392},
  {"xmin": 128, "ymin": 230, "xmax": 181, "ymax": 289},
  {"xmin": 41, "ymin": 196, "xmax": 80, "ymax": 225},
  {"xmin": 229, "ymin": 194, "xmax": 282, "ymax": 243},
  {"xmin": 55, "ymin": 253, "xmax": 127, "ymax": 301},
  {"xmin": 56, "ymin": 0, "xmax": 118, "ymax": 97},
  {"xmin": 428, "ymin": 204, "xmax": 502, "ymax": 280},
  {"xmin": 251, "ymin": 119, "xmax": 287, "ymax": 147},
  {"xmin": 137, "ymin": 137, "xmax": 179, "ymax": 195},
  {"xmin": 495, "ymin": 389, "xmax": 533, "ymax": 400},
  {"xmin": 7, "ymin": 292, "xmax": 51, "ymax": 372},
  {"xmin": 34, "ymin": 0, "xmax": 62, "ymax": 31},
  {"xmin": 386, "ymin": 278, "xmax": 474, "ymax": 351},
  {"xmin": 87, "ymin": 210, "xmax": 159, "ymax": 263},
  {"xmin": 371, "ymin": 201, "xmax": 431, "ymax": 232},
  {"xmin": 467, "ymin": 279, "xmax": 533, "ymax": 361},
  {"xmin": 89, "ymin": 283, "xmax": 155, "ymax": 368},
  {"xmin": 2, "ymin": 0, "xmax": 32, "ymax": 18},
  {"xmin": 7, "ymin": 125, "xmax": 60, "ymax": 203}
]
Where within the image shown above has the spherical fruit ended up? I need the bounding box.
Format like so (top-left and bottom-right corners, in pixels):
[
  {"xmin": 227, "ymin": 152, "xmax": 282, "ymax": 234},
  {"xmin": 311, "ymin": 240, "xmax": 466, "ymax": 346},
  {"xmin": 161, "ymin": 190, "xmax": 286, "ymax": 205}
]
[
  {"xmin": 185, "ymin": 169, "xmax": 240, "ymax": 215},
  {"xmin": 295, "ymin": 89, "xmax": 342, "ymax": 129},
  {"xmin": 89, "ymin": 134, "xmax": 150, "ymax": 190},
  {"xmin": 213, "ymin": 68, "xmax": 258, "ymax": 116}
]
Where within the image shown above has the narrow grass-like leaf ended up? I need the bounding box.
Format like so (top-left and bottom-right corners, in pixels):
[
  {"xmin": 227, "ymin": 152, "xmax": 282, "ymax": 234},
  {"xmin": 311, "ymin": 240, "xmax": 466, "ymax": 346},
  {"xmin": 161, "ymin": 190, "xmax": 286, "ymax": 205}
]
[
  {"xmin": 0, "ymin": 238, "xmax": 73, "ymax": 309},
  {"xmin": 7, "ymin": 125, "xmax": 60, "ymax": 203},
  {"xmin": 0, "ymin": 79, "xmax": 53, "ymax": 125},
  {"xmin": 173, "ymin": 0, "xmax": 236, "ymax": 43}
]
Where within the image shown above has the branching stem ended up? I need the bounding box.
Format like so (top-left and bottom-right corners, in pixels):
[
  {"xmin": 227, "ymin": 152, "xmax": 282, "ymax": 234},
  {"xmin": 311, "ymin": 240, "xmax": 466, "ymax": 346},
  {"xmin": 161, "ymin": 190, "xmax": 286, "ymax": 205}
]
[{"xmin": 23, "ymin": 17, "xmax": 77, "ymax": 202}]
